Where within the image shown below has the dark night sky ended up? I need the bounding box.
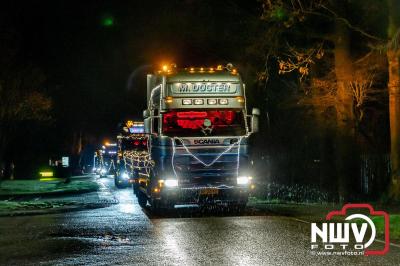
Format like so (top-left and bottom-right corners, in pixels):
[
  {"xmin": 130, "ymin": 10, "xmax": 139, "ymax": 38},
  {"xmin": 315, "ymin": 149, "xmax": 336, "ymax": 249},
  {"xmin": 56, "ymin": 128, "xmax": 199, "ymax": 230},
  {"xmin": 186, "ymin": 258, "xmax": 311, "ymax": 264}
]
[
  {"xmin": 1, "ymin": 0, "xmax": 259, "ymax": 142},
  {"xmin": 0, "ymin": 0, "xmax": 266, "ymax": 178}
]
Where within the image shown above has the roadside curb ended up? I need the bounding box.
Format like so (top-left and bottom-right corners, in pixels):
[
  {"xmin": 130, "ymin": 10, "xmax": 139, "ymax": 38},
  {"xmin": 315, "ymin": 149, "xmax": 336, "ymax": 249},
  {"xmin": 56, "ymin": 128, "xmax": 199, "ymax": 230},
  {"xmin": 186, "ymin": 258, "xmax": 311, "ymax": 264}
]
[
  {"xmin": 0, "ymin": 188, "xmax": 99, "ymax": 200},
  {"xmin": 0, "ymin": 201, "xmax": 119, "ymax": 217}
]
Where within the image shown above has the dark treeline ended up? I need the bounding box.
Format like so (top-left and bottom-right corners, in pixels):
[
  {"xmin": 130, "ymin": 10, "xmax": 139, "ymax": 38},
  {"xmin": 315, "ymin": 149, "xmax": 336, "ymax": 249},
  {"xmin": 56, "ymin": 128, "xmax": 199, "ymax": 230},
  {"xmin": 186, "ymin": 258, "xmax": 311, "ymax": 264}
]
[{"xmin": 0, "ymin": 0, "xmax": 399, "ymax": 202}]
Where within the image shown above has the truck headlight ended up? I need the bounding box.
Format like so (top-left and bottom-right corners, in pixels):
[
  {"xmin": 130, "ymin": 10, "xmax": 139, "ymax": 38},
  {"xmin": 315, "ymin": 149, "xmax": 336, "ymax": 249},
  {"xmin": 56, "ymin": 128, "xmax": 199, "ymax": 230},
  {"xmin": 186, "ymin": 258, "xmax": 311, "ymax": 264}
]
[
  {"xmin": 164, "ymin": 179, "xmax": 179, "ymax": 187},
  {"xmin": 237, "ymin": 176, "xmax": 252, "ymax": 185},
  {"xmin": 121, "ymin": 172, "xmax": 129, "ymax": 179}
]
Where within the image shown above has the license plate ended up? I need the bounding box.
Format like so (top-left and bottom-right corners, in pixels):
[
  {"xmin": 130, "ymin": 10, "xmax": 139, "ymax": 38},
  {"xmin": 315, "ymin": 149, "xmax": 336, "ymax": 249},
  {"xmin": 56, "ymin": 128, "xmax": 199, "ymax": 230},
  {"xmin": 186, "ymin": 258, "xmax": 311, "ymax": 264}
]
[{"xmin": 199, "ymin": 188, "xmax": 219, "ymax": 196}]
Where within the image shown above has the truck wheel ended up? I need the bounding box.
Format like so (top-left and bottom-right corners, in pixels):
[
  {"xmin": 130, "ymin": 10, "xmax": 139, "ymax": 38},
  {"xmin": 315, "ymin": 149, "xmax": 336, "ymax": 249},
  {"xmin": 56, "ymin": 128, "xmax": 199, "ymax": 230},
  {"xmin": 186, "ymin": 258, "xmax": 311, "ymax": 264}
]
[
  {"xmin": 137, "ymin": 191, "xmax": 147, "ymax": 208},
  {"xmin": 114, "ymin": 177, "xmax": 124, "ymax": 189}
]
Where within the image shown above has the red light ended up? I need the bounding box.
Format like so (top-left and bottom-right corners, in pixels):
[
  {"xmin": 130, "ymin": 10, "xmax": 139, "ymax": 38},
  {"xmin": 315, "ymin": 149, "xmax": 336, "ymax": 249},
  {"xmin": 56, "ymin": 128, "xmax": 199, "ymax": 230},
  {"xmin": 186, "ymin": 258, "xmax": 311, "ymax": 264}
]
[
  {"xmin": 162, "ymin": 110, "xmax": 238, "ymax": 132},
  {"xmin": 134, "ymin": 140, "xmax": 140, "ymax": 146},
  {"xmin": 177, "ymin": 111, "xmax": 207, "ymax": 119},
  {"xmin": 177, "ymin": 119, "xmax": 204, "ymax": 129},
  {"xmin": 142, "ymin": 140, "xmax": 147, "ymax": 146}
]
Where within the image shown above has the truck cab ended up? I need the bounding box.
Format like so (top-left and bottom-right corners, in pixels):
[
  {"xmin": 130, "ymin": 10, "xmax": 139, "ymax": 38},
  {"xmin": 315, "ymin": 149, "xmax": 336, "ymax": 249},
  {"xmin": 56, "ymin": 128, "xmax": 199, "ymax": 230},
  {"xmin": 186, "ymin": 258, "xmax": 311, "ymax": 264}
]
[
  {"xmin": 138, "ymin": 64, "xmax": 259, "ymax": 211},
  {"xmin": 115, "ymin": 121, "xmax": 149, "ymax": 188}
]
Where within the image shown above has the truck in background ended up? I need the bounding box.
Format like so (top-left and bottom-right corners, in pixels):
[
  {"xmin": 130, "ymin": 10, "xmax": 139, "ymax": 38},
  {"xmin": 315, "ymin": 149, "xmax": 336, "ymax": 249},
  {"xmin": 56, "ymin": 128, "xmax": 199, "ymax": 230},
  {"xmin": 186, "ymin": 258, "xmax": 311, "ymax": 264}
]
[
  {"xmin": 115, "ymin": 121, "xmax": 151, "ymax": 189},
  {"xmin": 94, "ymin": 142, "xmax": 117, "ymax": 177}
]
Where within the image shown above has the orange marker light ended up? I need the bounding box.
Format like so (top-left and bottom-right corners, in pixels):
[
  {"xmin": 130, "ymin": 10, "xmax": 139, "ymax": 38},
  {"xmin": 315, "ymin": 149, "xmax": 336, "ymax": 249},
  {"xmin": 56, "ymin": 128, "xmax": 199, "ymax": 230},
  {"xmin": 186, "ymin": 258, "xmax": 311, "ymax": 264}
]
[
  {"xmin": 165, "ymin": 96, "xmax": 173, "ymax": 103},
  {"xmin": 236, "ymin": 96, "xmax": 244, "ymax": 103}
]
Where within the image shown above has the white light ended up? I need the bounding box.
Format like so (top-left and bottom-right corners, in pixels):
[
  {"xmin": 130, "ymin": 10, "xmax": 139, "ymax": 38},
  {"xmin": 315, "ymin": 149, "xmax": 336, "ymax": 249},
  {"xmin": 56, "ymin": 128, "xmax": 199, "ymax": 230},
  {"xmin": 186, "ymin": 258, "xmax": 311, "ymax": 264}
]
[
  {"xmin": 182, "ymin": 99, "xmax": 192, "ymax": 105},
  {"xmin": 100, "ymin": 168, "xmax": 107, "ymax": 174},
  {"xmin": 237, "ymin": 176, "xmax": 251, "ymax": 185},
  {"xmin": 164, "ymin": 179, "xmax": 179, "ymax": 187},
  {"xmin": 207, "ymin": 99, "xmax": 217, "ymax": 105},
  {"xmin": 121, "ymin": 172, "xmax": 129, "ymax": 179},
  {"xmin": 219, "ymin": 99, "xmax": 228, "ymax": 105},
  {"xmin": 194, "ymin": 99, "xmax": 204, "ymax": 105},
  {"xmin": 106, "ymin": 143, "xmax": 117, "ymax": 146}
]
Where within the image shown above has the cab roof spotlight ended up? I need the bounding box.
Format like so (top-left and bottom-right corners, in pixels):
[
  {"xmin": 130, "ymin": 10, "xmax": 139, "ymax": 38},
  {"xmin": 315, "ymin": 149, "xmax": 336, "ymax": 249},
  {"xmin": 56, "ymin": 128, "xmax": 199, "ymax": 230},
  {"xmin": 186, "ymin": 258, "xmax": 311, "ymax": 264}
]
[
  {"xmin": 219, "ymin": 99, "xmax": 228, "ymax": 105},
  {"xmin": 193, "ymin": 99, "xmax": 204, "ymax": 105},
  {"xmin": 182, "ymin": 99, "xmax": 192, "ymax": 105},
  {"xmin": 207, "ymin": 99, "xmax": 217, "ymax": 105}
]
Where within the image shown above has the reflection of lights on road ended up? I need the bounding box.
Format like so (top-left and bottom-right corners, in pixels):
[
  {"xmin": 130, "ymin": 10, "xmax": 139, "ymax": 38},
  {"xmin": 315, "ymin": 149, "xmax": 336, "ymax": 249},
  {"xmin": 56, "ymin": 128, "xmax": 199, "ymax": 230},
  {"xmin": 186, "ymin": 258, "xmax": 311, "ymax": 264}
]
[
  {"xmin": 119, "ymin": 203, "xmax": 134, "ymax": 214},
  {"xmin": 117, "ymin": 190, "xmax": 136, "ymax": 214},
  {"xmin": 155, "ymin": 223, "xmax": 193, "ymax": 265}
]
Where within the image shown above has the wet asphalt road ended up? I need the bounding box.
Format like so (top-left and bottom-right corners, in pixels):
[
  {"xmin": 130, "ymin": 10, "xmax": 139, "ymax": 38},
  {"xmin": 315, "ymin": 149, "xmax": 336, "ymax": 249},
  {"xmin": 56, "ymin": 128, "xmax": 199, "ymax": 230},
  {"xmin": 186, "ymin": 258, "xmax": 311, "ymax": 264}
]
[{"xmin": 0, "ymin": 176, "xmax": 399, "ymax": 266}]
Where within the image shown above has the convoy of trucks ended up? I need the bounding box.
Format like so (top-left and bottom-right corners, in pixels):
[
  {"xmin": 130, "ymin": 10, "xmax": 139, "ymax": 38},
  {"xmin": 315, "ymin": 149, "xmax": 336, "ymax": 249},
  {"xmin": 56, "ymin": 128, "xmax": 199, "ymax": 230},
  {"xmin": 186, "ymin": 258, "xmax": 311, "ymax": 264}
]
[{"xmin": 95, "ymin": 63, "xmax": 259, "ymax": 212}]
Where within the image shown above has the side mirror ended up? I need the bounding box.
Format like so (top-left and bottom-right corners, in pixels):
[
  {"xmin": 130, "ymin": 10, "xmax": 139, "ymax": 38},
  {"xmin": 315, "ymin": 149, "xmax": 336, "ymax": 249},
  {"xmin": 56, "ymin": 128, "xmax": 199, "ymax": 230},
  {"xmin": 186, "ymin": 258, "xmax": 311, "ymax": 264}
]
[
  {"xmin": 251, "ymin": 108, "xmax": 260, "ymax": 133},
  {"xmin": 143, "ymin": 109, "xmax": 150, "ymax": 119},
  {"xmin": 252, "ymin": 108, "xmax": 260, "ymax": 116},
  {"xmin": 144, "ymin": 117, "xmax": 151, "ymax": 134}
]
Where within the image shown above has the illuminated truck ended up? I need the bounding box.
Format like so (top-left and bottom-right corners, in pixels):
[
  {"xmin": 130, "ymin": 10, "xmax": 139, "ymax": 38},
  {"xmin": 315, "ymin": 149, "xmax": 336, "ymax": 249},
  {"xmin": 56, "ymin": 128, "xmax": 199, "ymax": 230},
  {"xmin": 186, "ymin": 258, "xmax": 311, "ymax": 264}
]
[
  {"xmin": 115, "ymin": 121, "xmax": 150, "ymax": 188},
  {"xmin": 138, "ymin": 64, "xmax": 259, "ymax": 211},
  {"xmin": 95, "ymin": 142, "xmax": 117, "ymax": 177}
]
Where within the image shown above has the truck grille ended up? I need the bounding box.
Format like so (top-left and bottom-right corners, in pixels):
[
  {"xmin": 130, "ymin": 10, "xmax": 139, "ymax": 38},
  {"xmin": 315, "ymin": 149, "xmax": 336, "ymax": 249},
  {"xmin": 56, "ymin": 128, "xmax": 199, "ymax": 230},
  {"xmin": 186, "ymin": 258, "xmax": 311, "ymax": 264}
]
[{"xmin": 172, "ymin": 148, "xmax": 243, "ymax": 186}]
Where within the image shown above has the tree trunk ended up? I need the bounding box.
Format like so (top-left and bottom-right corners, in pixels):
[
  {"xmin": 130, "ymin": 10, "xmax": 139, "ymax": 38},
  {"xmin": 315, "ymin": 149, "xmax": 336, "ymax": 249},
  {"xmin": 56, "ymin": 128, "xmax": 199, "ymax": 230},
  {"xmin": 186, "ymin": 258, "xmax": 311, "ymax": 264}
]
[
  {"xmin": 334, "ymin": 9, "xmax": 355, "ymax": 202},
  {"xmin": 387, "ymin": 0, "xmax": 400, "ymax": 201}
]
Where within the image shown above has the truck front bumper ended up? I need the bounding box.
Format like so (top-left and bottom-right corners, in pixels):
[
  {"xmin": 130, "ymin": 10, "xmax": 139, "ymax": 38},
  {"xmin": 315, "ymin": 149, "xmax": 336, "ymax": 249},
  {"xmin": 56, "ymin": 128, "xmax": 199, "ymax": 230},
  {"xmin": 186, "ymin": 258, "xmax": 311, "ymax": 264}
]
[{"xmin": 152, "ymin": 185, "xmax": 251, "ymax": 207}]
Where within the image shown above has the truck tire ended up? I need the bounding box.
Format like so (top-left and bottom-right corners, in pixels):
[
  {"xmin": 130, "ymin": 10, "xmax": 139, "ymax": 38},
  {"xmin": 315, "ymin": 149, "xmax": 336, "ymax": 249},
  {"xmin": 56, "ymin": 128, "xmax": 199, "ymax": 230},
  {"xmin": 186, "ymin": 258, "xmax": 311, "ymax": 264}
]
[
  {"xmin": 115, "ymin": 177, "xmax": 124, "ymax": 189},
  {"xmin": 137, "ymin": 191, "xmax": 147, "ymax": 208}
]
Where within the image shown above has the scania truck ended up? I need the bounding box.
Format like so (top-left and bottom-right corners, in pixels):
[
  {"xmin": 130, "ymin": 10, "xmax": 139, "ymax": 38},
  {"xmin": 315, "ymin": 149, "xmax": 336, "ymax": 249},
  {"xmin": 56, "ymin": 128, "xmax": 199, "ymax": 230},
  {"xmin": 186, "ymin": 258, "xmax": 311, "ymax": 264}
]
[{"xmin": 137, "ymin": 64, "xmax": 259, "ymax": 211}]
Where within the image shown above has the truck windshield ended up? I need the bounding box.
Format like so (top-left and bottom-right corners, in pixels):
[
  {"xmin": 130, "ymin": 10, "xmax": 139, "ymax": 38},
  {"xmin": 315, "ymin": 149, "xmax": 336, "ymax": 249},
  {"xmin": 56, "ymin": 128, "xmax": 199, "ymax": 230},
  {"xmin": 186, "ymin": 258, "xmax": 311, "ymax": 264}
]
[{"xmin": 162, "ymin": 110, "xmax": 246, "ymax": 137}]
